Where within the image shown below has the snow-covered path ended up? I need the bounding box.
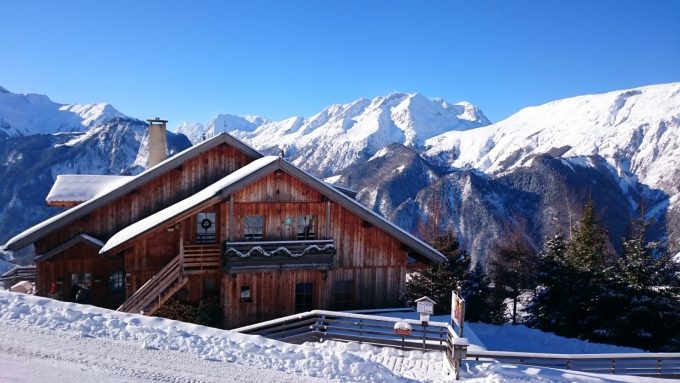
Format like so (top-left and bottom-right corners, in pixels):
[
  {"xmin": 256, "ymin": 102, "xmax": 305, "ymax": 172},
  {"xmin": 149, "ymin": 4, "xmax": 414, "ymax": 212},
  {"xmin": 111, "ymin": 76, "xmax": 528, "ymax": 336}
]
[{"xmin": 0, "ymin": 320, "xmax": 330, "ymax": 383}]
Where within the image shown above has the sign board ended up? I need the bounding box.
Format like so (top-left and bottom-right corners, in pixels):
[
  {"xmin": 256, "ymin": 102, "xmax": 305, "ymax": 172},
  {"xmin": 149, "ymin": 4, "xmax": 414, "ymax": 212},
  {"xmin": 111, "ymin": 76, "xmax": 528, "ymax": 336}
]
[
  {"xmin": 416, "ymin": 300, "xmax": 434, "ymax": 315},
  {"xmin": 451, "ymin": 290, "xmax": 465, "ymax": 337}
]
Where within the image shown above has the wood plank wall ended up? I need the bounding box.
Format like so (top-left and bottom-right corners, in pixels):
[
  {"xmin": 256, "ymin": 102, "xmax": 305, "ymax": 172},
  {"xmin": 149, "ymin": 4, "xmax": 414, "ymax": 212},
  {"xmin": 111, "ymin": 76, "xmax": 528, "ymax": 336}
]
[
  {"xmin": 34, "ymin": 144, "xmax": 253, "ymax": 297},
  {"xmin": 221, "ymin": 170, "xmax": 410, "ymax": 328},
  {"xmin": 37, "ymin": 242, "xmax": 124, "ymax": 309}
]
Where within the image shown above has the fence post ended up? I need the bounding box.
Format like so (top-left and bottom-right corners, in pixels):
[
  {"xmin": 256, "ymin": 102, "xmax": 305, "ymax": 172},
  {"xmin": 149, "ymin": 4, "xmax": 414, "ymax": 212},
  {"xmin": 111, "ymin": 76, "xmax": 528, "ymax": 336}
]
[
  {"xmin": 657, "ymin": 359, "xmax": 661, "ymax": 374},
  {"xmin": 422, "ymin": 322, "xmax": 427, "ymax": 351},
  {"xmin": 611, "ymin": 359, "xmax": 615, "ymax": 374}
]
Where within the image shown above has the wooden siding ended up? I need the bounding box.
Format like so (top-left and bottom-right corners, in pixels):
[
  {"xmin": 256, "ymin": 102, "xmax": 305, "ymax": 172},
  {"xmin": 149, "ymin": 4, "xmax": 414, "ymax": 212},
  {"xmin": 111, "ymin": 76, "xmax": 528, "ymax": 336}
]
[
  {"xmin": 34, "ymin": 143, "xmax": 253, "ymax": 309},
  {"xmin": 37, "ymin": 242, "xmax": 124, "ymax": 309},
  {"xmin": 221, "ymin": 171, "xmax": 410, "ymax": 328},
  {"xmin": 35, "ymin": 144, "xmax": 253, "ymax": 254}
]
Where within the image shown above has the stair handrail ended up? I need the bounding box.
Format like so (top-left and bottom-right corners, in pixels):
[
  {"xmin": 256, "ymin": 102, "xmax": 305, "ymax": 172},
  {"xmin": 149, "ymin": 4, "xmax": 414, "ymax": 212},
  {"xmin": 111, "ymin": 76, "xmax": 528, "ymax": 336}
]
[{"xmin": 117, "ymin": 254, "xmax": 182, "ymax": 313}]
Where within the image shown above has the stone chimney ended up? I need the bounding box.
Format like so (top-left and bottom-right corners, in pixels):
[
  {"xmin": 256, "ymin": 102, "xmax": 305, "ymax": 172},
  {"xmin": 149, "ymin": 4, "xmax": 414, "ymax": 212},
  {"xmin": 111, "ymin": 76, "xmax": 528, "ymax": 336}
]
[{"xmin": 146, "ymin": 117, "xmax": 168, "ymax": 168}]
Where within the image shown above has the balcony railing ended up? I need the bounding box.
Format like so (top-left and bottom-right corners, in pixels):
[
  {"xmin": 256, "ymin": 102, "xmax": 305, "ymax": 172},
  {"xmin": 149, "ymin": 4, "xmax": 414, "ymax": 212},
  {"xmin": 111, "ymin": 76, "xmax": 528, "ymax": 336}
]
[{"xmin": 223, "ymin": 239, "xmax": 335, "ymax": 272}]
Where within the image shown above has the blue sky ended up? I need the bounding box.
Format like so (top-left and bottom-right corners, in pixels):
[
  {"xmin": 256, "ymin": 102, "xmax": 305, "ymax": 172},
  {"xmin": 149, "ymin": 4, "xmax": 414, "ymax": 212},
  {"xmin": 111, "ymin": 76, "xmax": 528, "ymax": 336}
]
[{"xmin": 1, "ymin": 0, "xmax": 679, "ymax": 126}]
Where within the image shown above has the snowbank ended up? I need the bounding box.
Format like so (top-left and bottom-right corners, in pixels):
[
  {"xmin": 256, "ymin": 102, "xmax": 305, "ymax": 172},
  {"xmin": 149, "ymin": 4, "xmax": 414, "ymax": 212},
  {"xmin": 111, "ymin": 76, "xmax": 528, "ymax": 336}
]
[{"xmin": 0, "ymin": 292, "xmax": 661, "ymax": 382}]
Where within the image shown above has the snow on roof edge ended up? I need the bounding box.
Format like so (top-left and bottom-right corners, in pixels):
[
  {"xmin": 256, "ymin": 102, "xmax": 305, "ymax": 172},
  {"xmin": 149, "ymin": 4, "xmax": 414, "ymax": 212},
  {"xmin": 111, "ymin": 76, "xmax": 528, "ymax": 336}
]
[
  {"xmin": 4, "ymin": 133, "xmax": 263, "ymax": 251},
  {"xmin": 100, "ymin": 156, "xmax": 279, "ymax": 254}
]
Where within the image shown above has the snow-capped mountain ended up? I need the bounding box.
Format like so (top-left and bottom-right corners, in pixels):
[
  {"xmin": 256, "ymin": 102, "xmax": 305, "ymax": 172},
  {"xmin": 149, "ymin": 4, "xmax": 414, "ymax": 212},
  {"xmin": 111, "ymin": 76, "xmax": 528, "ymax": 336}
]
[
  {"xmin": 2, "ymin": 83, "xmax": 679, "ymax": 262},
  {"xmin": 0, "ymin": 86, "xmax": 126, "ymax": 136},
  {"xmin": 424, "ymin": 83, "xmax": 680, "ymax": 190},
  {"xmin": 0, "ymin": 114, "xmax": 191, "ymax": 245},
  {"xmin": 179, "ymin": 93, "xmax": 490, "ymax": 177},
  {"xmin": 324, "ymin": 84, "xmax": 680, "ymax": 260},
  {"xmin": 176, "ymin": 114, "xmax": 268, "ymax": 145},
  {"xmin": 241, "ymin": 93, "xmax": 489, "ymax": 176}
]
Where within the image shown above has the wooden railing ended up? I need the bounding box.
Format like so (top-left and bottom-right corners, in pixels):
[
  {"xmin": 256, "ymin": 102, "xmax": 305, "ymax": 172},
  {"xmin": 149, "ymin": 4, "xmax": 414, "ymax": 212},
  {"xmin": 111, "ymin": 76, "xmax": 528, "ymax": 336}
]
[
  {"xmin": 117, "ymin": 254, "xmax": 187, "ymax": 315},
  {"xmin": 233, "ymin": 309, "xmax": 449, "ymax": 351},
  {"xmin": 466, "ymin": 350, "xmax": 680, "ymax": 377},
  {"xmin": 223, "ymin": 239, "xmax": 335, "ymax": 272},
  {"xmin": 183, "ymin": 244, "xmax": 221, "ymax": 274}
]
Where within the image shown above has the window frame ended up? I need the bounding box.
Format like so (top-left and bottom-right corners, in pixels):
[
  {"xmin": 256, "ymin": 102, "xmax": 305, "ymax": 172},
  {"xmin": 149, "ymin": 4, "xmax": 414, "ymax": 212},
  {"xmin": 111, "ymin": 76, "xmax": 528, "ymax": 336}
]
[
  {"xmin": 196, "ymin": 212, "xmax": 217, "ymax": 243},
  {"xmin": 294, "ymin": 282, "xmax": 314, "ymax": 313},
  {"xmin": 244, "ymin": 215, "xmax": 265, "ymax": 241},
  {"xmin": 297, "ymin": 215, "xmax": 316, "ymax": 240}
]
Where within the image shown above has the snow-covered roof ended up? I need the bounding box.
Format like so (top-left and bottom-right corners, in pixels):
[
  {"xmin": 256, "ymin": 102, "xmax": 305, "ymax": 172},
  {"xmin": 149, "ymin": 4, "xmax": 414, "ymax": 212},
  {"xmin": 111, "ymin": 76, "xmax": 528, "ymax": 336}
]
[
  {"xmin": 46, "ymin": 175, "xmax": 133, "ymax": 204},
  {"xmin": 101, "ymin": 156, "xmax": 446, "ymax": 264},
  {"xmin": 4, "ymin": 133, "xmax": 263, "ymax": 251},
  {"xmin": 100, "ymin": 156, "xmax": 280, "ymax": 254}
]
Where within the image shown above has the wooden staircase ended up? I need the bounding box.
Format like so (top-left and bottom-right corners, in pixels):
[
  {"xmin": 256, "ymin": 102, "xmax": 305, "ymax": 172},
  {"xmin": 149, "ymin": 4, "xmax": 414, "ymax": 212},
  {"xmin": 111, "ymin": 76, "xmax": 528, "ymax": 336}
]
[
  {"xmin": 117, "ymin": 254, "xmax": 187, "ymax": 315},
  {"xmin": 182, "ymin": 244, "xmax": 221, "ymax": 274}
]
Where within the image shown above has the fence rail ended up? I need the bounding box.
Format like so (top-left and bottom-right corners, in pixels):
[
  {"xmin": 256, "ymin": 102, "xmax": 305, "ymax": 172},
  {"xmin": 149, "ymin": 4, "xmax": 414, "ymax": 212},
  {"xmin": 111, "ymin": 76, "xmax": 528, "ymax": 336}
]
[
  {"xmin": 234, "ymin": 309, "xmax": 450, "ymax": 351},
  {"xmin": 467, "ymin": 350, "xmax": 680, "ymax": 377}
]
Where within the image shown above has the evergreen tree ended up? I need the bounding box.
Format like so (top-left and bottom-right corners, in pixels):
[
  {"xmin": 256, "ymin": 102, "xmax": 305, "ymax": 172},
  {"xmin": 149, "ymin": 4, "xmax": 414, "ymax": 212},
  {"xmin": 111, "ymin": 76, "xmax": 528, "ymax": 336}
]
[
  {"xmin": 462, "ymin": 261, "xmax": 504, "ymax": 323},
  {"xmin": 404, "ymin": 231, "xmax": 470, "ymax": 315},
  {"xmin": 565, "ymin": 198, "xmax": 612, "ymax": 271},
  {"xmin": 488, "ymin": 229, "xmax": 538, "ymax": 324},
  {"xmin": 603, "ymin": 218, "xmax": 680, "ymax": 350},
  {"xmin": 527, "ymin": 232, "xmax": 582, "ymax": 335}
]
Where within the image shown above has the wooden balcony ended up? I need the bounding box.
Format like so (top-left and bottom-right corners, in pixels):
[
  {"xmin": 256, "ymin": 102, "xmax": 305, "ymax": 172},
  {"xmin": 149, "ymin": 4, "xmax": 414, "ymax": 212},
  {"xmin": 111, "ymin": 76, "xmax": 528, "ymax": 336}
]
[
  {"xmin": 182, "ymin": 244, "xmax": 221, "ymax": 275},
  {"xmin": 223, "ymin": 239, "xmax": 336, "ymax": 272}
]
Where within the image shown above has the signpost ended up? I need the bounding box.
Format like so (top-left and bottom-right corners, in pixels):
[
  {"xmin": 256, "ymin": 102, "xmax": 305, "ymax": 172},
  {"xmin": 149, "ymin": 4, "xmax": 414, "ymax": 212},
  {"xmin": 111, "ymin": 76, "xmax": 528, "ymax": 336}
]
[
  {"xmin": 415, "ymin": 296, "xmax": 435, "ymax": 323},
  {"xmin": 451, "ymin": 290, "xmax": 465, "ymax": 337}
]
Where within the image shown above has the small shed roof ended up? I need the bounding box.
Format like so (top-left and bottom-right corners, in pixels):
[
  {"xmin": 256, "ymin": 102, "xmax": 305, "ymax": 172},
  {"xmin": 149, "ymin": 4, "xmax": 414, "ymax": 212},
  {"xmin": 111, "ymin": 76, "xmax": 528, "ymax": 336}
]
[{"xmin": 46, "ymin": 175, "xmax": 133, "ymax": 205}]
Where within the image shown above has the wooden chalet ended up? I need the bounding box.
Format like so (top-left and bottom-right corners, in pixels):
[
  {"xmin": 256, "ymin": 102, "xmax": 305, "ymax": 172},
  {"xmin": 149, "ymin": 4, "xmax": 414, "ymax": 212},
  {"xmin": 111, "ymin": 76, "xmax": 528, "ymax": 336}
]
[{"xmin": 4, "ymin": 128, "xmax": 445, "ymax": 328}]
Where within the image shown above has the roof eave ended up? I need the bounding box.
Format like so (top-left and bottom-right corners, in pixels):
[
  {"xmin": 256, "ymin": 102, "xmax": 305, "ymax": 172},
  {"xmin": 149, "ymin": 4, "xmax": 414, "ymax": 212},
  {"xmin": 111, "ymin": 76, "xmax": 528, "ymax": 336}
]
[{"xmin": 4, "ymin": 133, "xmax": 264, "ymax": 251}]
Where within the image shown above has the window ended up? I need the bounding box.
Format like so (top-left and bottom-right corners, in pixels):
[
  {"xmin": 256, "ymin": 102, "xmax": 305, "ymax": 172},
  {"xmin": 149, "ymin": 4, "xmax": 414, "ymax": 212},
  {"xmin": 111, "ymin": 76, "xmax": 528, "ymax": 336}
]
[
  {"xmin": 334, "ymin": 280, "xmax": 354, "ymax": 310},
  {"xmin": 295, "ymin": 282, "xmax": 314, "ymax": 313},
  {"xmin": 297, "ymin": 215, "xmax": 315, "ymax": 240},
  {"xmin": 70, "ymin": 273, "xmax": 92, "ymax": 303},
  {"xmin": 244, "ymin": 215, "xmax": 264, "ymax": 241},
  {"xmin": 108, "ymin": 271, "xmax": 125, "ymax": 295},
  {"xmin": 196, "ymin": 212, "xmax": 216, "ymax": 243},
  {"xmin": 240, "ymin": 286, "xmax": 252, "ymax": 302}
]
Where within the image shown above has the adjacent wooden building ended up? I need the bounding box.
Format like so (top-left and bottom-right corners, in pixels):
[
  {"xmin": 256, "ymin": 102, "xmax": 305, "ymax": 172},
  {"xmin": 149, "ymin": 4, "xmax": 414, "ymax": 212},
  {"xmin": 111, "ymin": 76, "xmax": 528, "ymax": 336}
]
[{"xmin": 4, "ymin": 131, "xmax": 445, "ymax": 328}]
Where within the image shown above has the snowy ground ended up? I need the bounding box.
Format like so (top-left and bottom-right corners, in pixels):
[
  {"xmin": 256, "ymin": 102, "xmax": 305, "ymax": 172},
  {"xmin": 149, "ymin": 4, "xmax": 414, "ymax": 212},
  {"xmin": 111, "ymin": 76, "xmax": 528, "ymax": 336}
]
[
  {"xmin": 0, "ymin": 292, "xmax": 668, "ymax": 382},
  {"xmin": 380, "ymin": 312, "xmax": 641, "ymax": 354}
]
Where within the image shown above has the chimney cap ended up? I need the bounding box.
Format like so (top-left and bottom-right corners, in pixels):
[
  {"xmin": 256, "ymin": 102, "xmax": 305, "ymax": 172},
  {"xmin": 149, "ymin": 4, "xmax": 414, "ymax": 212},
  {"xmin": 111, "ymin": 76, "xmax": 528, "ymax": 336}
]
[{"xmin": 146, "ymin": 117, "xmax": 168, "ymax": 124}]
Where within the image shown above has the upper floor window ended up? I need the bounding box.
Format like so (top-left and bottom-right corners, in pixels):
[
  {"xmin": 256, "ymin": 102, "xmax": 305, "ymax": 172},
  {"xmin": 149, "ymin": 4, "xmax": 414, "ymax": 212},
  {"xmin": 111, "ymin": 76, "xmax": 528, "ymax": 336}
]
[
  {"xmin": 196, "ymin": 212, "xmax": 216, "ymax": 243},
  {"xmin": 297, "ymin": 215, "xmax": 315, "ymax": 240},
  {"xmin": 244, "ymin": 215, "xmax": 264, "ymax": 241}
]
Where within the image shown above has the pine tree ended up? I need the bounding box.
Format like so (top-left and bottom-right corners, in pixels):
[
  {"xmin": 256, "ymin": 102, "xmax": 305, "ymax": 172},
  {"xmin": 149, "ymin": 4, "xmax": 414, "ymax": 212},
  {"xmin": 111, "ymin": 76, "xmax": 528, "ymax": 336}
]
[
  {"xmin": 604, "ymin": 218, "xmax": 680, "ymax": 350},
  {"xmin": 527, "ymin": 232, "xmax": 581, "ymax": 335},
  {"xmin": 565, "ymin": 198, "xmax": 612, "ymax": 271},
  {"xmin": 488, "ymin": 229, "xmax": 538, "ymax": 324},
  {"xmin": 404, "ymin": 231, "xmax": 470, "ymax": 315},
  {"xmin": 462, "ymin": 261, "xmax": 504, "ymax": 323}
]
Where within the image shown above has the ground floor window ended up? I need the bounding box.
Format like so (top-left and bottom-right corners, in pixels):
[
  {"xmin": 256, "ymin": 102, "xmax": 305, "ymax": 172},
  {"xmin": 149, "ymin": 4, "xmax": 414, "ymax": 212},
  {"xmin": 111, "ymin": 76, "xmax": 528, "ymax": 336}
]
[
  {"xmin": 333, "ymin": 280, "xmax": 354, "ymax": 310},
  {"xmin": 108, "ymin": 271, "xmax": 125, "ymax": 295},
  {"xmin": 240, "ymin": 286, "xmax": 252, "ymax": 302},
  {"xmin": 71, "ymin": 273, "xmax": 92, "ymax": 303},
  {"xmin": 295, "ymin": 282, "xmax": 314, "ymax": 313}
]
